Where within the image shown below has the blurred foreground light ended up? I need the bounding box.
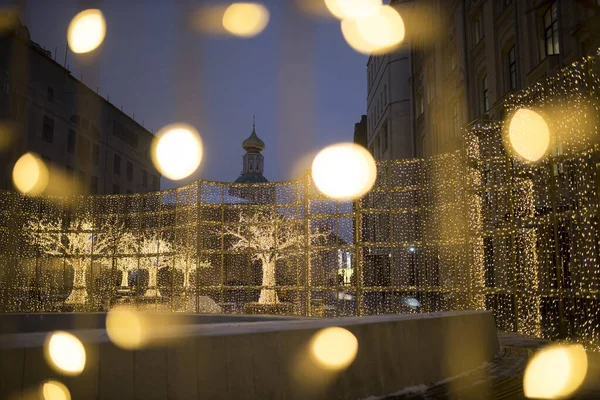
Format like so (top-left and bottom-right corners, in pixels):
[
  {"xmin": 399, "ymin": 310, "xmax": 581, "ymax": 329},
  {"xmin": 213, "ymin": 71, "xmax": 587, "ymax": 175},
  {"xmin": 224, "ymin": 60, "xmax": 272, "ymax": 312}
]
[
  {"xmin": 67, "ymin": 9, "xmax": 106, "ymax": 54},
  {"xmin": 507, "ymin": 108, "xmax": 550, "ymax": 162},
  {"xmin": 312, "ymin": 143, "xmax": 376, "ymax": 200},
  {"xmin": 325, "ymin": 0, "xmax": 382, "ymax": 19},
  {"xmin": 0, "ymin": 8, "xmax": 19, "ymax": 33},
  {"xmin": 41, "ymin": 380, "xmax": 71, "ymax": 400},
  {"xmin": 341, "ymin": 5, "xmax": 405, "ymax": 55},
  {"xmin": 13, "ymin": 153, "xmax": 49, "ymax": 196},
  {"xmin": 523, "ymin": 344, "xmax": 587, "ymax": 399},
  {"xmin": 311, "ymin": 327, "xmax": 358, "ymax": 370},
  {"xmin": 45, "ymin": 331, "xmax": 86, "ymax": 376},
  {"xmin": 222, "ymin": 2, "xmax": 270, "ymax": 38},
  {"xmin": 0, "ymin": 121, "xmax": 16, "ymax": 151},
  {"xmin": 152, "ymin": 123, "xmax": 203, "ymax": 180},
  {"xmin": 106, "ymin": 308, "xmax": 146, "ymax": 350}
]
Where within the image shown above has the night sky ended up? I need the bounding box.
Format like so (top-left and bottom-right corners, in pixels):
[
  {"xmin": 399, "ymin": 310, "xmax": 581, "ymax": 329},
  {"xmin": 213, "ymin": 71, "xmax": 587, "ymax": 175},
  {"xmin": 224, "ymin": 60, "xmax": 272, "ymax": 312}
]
[{"xmin": 19, "ymin": 0, "xmax": 367, "ymax": 189}]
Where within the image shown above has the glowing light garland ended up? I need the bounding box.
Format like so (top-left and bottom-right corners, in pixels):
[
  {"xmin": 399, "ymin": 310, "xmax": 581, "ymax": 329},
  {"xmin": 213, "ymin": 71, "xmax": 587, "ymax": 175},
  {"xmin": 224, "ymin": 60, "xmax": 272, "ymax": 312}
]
[{"xmin": 0, "ymin": 54, "xmax": 598, "ymax": 350}]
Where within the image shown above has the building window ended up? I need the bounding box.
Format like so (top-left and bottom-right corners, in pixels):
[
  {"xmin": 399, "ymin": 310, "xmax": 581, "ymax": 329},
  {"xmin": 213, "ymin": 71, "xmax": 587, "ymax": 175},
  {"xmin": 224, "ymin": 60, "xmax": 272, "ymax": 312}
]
[
  {"xmin": 47, "ymin": 87, "xmax": 54, "ymax": 101},
  {"xmin": 474, "ymin": 14, "xmax": 483, "ymax": 44},
  {"xmin": 42, "ymin": 116, "xmax": 54, "ymax": 143},
  {"xmin": 113, "ymin": 184, "xmax": 120, "ymax": 194},
  {"xmin": 66, "ymin": 165, "xmax": 74, "ymax": 180},
  {"xmin": 482, "ymin": 75, "xmax": 489, "ymax": 113},
  {"xmin": 418, "ymin": 93, "xmax": 424, "ymax": 116},
  {"xmin": 381, "ymin": 123, "xmax": 388, "ymax": 153},
  {"xmin": 79, "ymin": 171, "xmax": 85, "ymax": 186},
  {"xmin": 67, "ymin": 129, "xmax": 76, "ymax": 153},
  {"xmin": 152, "ymin": 175, "xmax": 159, "ymax": 191},
  {"xmin": 77, "ymin": 135, "xmax": 89, "ymax": 161},
  {"xmin": 126, "ymin": 190, "xmax": 132, "ymax": 194},
  {"xmin": 126, "ymin": 161, "xmax": 133, "ymax": 181},
  {"xmin": 142, "ymin": 170, "xmax": 148, "ymax": 188},
  {"xmin": 544, "ymin": 2, "xmax": 559, "ymax": 56},
  {"xmin": 508, "ymin": 46, "xmax": 517, "ymax": 90},
  {"xmin": 114, "ymin": 154, "xmax": 121, "ymax": 175},
  {"xmin": 453, "ymin": 103, "xmax": 460, "ymax": 138},
  {"xmin": 90, "ymin": 176, "xmax": 98, "ymax": 194},
  {"xmin": 92, "ymin": 143, "xmax": 100, "ymax": 165}
]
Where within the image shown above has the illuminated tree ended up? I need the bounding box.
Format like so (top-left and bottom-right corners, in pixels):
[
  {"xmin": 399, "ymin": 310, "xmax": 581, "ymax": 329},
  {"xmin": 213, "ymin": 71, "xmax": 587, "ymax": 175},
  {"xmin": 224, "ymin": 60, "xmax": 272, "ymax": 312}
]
[
  {"xmin": 225, "ymin": 210, "xmax": 326, "ymax": 304},
  {"xmin": 138, "ymin": 235, "xmax": 172, "ymax": 298},
  {"xmin": 173, "ymin": 252, "xmax": 211, "ymax": 291},
  {"xmin": 23, "ymin": 217, "xmax": 134, "ymax": 305}
]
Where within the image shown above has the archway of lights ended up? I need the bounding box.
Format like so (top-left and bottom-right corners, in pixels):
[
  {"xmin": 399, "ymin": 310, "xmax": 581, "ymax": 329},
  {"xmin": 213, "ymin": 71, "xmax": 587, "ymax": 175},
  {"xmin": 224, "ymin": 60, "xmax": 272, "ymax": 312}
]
[{"xmin": 0, "ymin": 55, "xmax": 599, "ymax": 349}]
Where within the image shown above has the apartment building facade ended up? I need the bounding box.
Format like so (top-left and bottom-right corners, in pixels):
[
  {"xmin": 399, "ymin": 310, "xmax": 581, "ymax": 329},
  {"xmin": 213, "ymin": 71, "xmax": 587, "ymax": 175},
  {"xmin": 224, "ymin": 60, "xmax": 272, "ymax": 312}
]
[{"xmin": 0, "ymin": 22, "xmax": 161, "ymax": 195}]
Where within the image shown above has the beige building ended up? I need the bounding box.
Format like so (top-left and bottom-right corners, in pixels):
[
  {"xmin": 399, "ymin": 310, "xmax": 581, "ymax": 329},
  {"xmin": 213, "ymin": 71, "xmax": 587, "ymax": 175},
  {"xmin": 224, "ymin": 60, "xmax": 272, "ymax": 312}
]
[
  {"xmin": 405, "ymin": 0, "xmax": 600, "ymax": 158},
  {"xmin": 0, "ymin": 22, "xmax": 160, "ymax": 195},
  {"xmin": 365, "ymin": 0, "xmax": 416, "ymax": 160}
]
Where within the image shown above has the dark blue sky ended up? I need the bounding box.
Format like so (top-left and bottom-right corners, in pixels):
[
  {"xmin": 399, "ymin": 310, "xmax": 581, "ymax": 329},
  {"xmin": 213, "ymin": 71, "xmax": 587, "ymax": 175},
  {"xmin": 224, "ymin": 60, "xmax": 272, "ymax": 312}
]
[{"xmin": 21, "ymin": 0, "xmax": 367, "ymax": 189}]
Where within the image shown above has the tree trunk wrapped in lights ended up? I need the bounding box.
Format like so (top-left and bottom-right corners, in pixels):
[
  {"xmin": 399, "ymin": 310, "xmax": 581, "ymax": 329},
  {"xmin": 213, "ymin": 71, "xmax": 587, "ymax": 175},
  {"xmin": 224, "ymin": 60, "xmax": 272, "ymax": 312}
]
[
  {"xmin": 23, "ymin": 217, "xmax": 135, "ymax": 306},
  {"xmin": 224, "ymin": 209, "xmax": 327, "ymax": 308}
]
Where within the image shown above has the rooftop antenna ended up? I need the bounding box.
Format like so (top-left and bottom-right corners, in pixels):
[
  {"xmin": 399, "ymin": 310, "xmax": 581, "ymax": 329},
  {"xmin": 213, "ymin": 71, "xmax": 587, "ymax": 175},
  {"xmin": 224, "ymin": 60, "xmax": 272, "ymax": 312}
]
[
  {"xmin": 253, "ymin": 114, "xmax": 256, "ymax": 132},
  {"xmin": 63, "ymin": 43, "xmax": 68, "ymax": 68}
]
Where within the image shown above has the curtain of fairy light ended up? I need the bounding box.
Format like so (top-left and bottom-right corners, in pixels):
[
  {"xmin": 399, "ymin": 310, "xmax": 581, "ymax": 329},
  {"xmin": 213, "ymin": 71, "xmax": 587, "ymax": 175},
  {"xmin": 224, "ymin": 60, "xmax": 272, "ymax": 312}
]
[
  {"xmin": 0, "ymin": 54, "xmax": 599, "ymax": 348},
  {"xmin": 464, "ymin": 54, "xmax": 600, "ymax": 349}
]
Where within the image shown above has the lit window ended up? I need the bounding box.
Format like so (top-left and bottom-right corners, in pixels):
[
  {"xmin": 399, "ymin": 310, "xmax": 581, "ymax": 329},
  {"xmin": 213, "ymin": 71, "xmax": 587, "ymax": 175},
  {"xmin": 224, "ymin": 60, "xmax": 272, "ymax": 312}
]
[{"xmin": 544, "ymin": 2, "xmax": 559, "ymax": 56}]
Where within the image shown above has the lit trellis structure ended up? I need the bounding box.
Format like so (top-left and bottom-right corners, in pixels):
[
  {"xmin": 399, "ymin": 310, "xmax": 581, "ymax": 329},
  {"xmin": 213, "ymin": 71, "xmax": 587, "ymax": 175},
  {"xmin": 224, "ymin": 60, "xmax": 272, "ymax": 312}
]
[
  {"xmin": 464, "ymin": 54, "xmax": 600, "ymax": 347},
  {"xmin": 0, "ymin": 54, "xmax": 599, "ymax": 349}
]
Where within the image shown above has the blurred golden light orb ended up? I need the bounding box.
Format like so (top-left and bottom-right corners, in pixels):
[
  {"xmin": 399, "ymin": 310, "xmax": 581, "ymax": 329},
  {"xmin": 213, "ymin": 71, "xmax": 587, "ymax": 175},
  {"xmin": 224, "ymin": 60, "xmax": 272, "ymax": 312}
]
[
  {"xmin": 310, "ymin": 327, "xmax": 358, "ymax": 370},
  {"xmin": 325, "ymin": 0, "xmax": 382, "ymax": 20},
  {"xmin": 106, "ymin": 308, "xmax": 146, "ymax": 350},
  {"xmin": 341, "ymin": 5, "xmax": 405, "ymax": 55},
  {"xmin": 41, "ymin": 380, "xmax": 71, "ymax": 400},
  {"xmin": 67, "ymin": 9, "xmax": 106, "ymax": 54},
  {"xmin": 222, "ymin": 2, "xmax": 270, "ymax": 38},
  {"xmin": 45, "ymin": 331, "xmax": 86, "ymax": 376},
  {"xmin": 312, "ymin": 143, "xmax": 377, "ymax": 200},
  {"xmin": 523, "ymin": 344, "xmax": 588, "ymax": 399},
  {"xmin": 507, "ymin": 108, "xmax": 551, "ymax": 162},
  {"xmin": 152, "ymin": 123, "xmax": 203, "ymax": 180},
  {"xmin": 12, "ymin": 152, "xmax": 49, "ymax": 195}
]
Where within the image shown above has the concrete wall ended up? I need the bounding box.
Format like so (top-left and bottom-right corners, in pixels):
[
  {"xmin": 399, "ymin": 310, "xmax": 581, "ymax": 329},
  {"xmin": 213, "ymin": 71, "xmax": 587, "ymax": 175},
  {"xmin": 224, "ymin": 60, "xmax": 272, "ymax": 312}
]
[{"xmin": 0, "ymin": 311, "xmax": 499, "ymax": 400}]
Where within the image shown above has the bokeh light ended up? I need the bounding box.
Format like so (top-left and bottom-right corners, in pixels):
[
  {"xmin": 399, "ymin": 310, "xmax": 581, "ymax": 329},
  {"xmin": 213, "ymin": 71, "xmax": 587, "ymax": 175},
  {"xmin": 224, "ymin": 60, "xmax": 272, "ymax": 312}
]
[
  {"xmin": 45, "ymin": 331, "xmax": 86, "ymax": 376},
  {"xmin": 325, "ymin": 0, "xmax": 382, "ymax": 20},
  {"xmin": 523, "ymin": 344, "xmax": 588, "ymax": 399},
  {"xmin": 310, "ymin": 327, "xmax": 358, "ymax": 370},
  {"xmin": 0, "ymin": 121, "xmax": 16, "ymax": 151},
  {"xmin": 341, "ymin": 5, "xmax": 405, "ymax": 55},
  {"xmin": 152, "ymin": 123, "xmax": 203, "ymax": 180},
  {"xmin": 41, "ymin": 380, "xmax": 71, "ymax": 400},
  {"xmin": 507, "ymin": 108, "xmax": 551, "ymax": 162},
  {"xmin": 106, "ymin": 307, "xmax": 146, "ymax": 350},
  {"xmin": 311, "ymin": 143, "xmax": 377, "ymax": 200},
  {"xmin": 222, "ymin": 2, "xmax": 270, "ymax": 38},
  {"xmin": 67, "ymin": 9, "xmax": 106, "ymax": 54},
  {"xmin": 12, "ymin": 152, "xmax": 49, "ymax": 196}
]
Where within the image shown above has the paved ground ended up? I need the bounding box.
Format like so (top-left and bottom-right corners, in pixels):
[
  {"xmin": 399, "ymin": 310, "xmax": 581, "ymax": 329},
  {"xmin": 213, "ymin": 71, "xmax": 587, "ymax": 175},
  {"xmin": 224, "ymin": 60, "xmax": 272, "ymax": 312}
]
[{"xmin": 378, "ymin": 333, "xmax": 600, "ymax": 400}]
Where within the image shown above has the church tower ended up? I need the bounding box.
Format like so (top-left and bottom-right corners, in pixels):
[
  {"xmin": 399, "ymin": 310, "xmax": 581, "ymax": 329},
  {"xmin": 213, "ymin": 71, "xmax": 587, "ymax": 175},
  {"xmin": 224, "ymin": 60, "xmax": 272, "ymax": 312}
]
[{"xmin": 235, "ymin": 118, "xmax": 268, "ymax": 183}]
